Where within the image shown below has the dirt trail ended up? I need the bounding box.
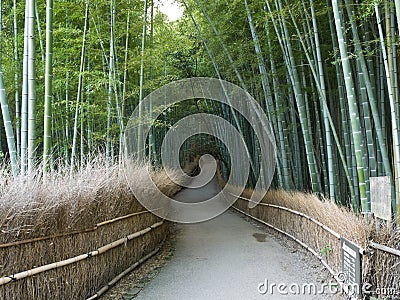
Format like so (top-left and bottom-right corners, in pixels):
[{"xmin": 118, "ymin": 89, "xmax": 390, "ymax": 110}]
[{"xmin": 133, "ymin": 176, "xmax": 338, "ymax": 300}]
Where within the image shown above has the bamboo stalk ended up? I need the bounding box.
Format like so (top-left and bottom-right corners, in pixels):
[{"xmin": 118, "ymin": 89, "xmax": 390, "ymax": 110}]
[
  {"xmin": 70, "ymin": 1, "xmax": 89, "ymax": 174},
  {"xmin": 137, "ymin": 0, "xmax": 148, "ymax": 161},
  {"xmin": 43, "ymin": 0, "xmax": 54, "ymax": 175},
  {"xmin": 267, "ymin": 0, "xmax": 321, "ymax": 192},
  {"xmin": 20, "ymin": 0, "xmax": 29, "ymax": 175},
  {"xmin": 332, "ymin": 0, "xmax": 367, "ymax": 211},
  {"xmin": 0, "ymin": 67, "xmax": 18, "ymax": 177},
  {"xmin": 27, "ymin": 0, "xmax": 37, "ymax": 174},
  {"xmin": 12, "ymin": 0, "xmax": 20, "ymax": 159},
  {"xmin": 309, "ymin": 0, "xmax": 334, "ymax": 200},
  {"xmin": 375, "ymin": 3, "xmax": 400, "ymax": 220}
]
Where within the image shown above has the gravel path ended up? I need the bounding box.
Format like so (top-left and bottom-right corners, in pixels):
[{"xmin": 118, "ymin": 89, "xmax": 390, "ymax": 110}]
[{"xmin": 130, "ymin": 176, "xmax": 339, "ymax": 300}]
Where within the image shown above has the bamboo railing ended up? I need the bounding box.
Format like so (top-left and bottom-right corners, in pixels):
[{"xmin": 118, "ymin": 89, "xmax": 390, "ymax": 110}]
[{"xmin": 0, "ymin": 220, "xmax": 164, "ymax": 285}]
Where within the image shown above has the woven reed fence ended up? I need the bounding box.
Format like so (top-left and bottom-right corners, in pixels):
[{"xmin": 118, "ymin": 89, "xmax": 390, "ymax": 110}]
[
  {"xmin": 0, "ymin": 160, "xmax": 199, "ymax": 300},
  {"xmin": 0, "ymin": 210, "xmax": 166, "ymax": 299},
  {"xmin": 363, "ymin": 228, "xmax": 400, "ymax": 298}
]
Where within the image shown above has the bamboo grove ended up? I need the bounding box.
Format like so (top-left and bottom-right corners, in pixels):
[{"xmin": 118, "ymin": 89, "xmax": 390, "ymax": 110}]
[{"xmin": 0, "ymin": 0, "xmax": 399, "ymax": 219}]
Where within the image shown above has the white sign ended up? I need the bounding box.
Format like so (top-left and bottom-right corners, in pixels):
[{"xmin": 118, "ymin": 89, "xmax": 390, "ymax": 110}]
[{"xmin": 370, "ymin": 176, "xmax": 392, "ymax": 221}]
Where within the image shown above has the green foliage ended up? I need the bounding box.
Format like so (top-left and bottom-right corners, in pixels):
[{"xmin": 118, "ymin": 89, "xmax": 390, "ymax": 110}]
[
  {"xmin": 0, "ymin": 0, "xmax": 211, "ymax": 163},
  {"xmin": 0, "ymin": 0, "xmax": 398, "ymax": 217},
  {"xmin": 320, "ymin": 243, "xmax": 334, "ymax": 258}
]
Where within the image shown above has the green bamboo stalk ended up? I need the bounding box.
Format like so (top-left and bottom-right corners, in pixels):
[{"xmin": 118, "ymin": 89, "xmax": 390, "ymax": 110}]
[
  {"xmin": 137, "ymin": 0, "xmax": 148, "ymax": 161},
  {"xmin": 12, "ymin": 0, "xmax": 20, "ymax": 159},
  {"xmin": 0, "ymin": 69, "xmax": 18, "ymax": 177},
  {"xmin": 266, "ymin": 21, "xmax": 291, "ymax": 189},
  {"xmin": 343, "ymin": 0, "xmax": 392, "ymax": 184},
  {"xmin": 385, "ymin": 2, "xmax": 397, "ymax": 123},
  {"xmin": 332, "ymin": 0, "xmax": 367, "ymax": 211},
  {"xmin": 43, "ymin": 0, "xmax": 53, "ymax": 175},
  {"xmin": 268, "ymin": 0, "xmax": 320, "ymax": 192},
  {"xmin": 70, "ymin": 1, "xmax": 89, "ymax": 175},
  {"xmin": 0, "ymin": 4, "xmax": 18, "ymax": 177},
  {"xmin": 310, "ymin": 0, "xmax": 335, "ymax": 200},
  {"xmin": 286, "ymin": 0, "xmax": 356, "ymax": 204},
  {"xmin": 122, "ymin": 6, "xmax": 130, "ymax": 115},
  {"xmin": 148, "ymin": 0, "xmax": 157, "ymax": 164},
  {"xmin": 64, "ymin": 63, "xmax": 69, "ymax": 165},
  {"xmin": 390, "ymin": 7, "xmax": 399, "ymax": 111},
  {"xmin": 27, "ymin": 0, "xmax": 37, "ymax": 174},
  {"xmin": 327, "ymin": 0, "xmax": 354, "ymax": 200},
  {"xmin": 375, "ymin": 3, "xmax": 400, "ymax": 218}
]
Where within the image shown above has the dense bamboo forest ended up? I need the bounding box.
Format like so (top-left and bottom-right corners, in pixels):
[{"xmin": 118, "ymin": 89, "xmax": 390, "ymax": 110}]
[{"xmin": 0, "ymin": 0, "xmax": 399, "ymax": 219}]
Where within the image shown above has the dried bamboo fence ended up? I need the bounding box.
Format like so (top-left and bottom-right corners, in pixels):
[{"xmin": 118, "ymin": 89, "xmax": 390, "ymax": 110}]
[
  {"xmin": 363, "ymin": 227, "xmax": 400, "ymax": 298},
  {"xmin": 0, "ymin": 209, "xmax": 167, "ymax": 299},
  {"xmin": 0, "ymin": 158, "xmax": 201, "ymax": 299},
  {"xmin": 0, "ymin": 161, "xmax": 195, "ymax": 299}
]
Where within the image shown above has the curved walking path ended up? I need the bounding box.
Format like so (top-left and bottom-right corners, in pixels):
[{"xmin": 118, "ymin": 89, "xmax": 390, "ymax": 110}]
[{"xmin": 134, "ymin": 172, "xmax": 337, "ymax": 300}]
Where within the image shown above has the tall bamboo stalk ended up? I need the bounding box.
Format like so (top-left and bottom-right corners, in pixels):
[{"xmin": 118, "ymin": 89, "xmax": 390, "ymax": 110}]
[
  {"xmin": 13, "ymin": 0, "xmax": 20, "ymax": 159},
  {"xmin": 332, "ymin": 0, "xmax": 367, "ymax": 211},
  {"xmin": 70, "ymin": 1, "xmax": 89, "ymax": 175},
  {"xmin": 27, "ymin": 0, "xmax": 37, "ymax": 174},
  {"xmin": 43, "ymin": 0, "xmax": 54, "ymax": 174},
  {"xmin": 20, "ymin": 1, "xmax": 29, "ymax": 175},
  {"xmin": 267, "ymin": 0, "xmax": 321, "ymax": 192},
  {"xmin": 309, "ymin": 0, "xmax": 335, "ymax": 200},
  {"xmin": 286, "ymin": 0, "xmax": 356, "ymax": 203},
  {"xmin": 106, "ymin": 0, "xmax": 116, "ymax": 163},
  {"xmin": 375, "ymin": 3, "xmax": 400, "ymax": 218},
  {"xmin": 137, "ymin": 0, "xmax": 148, "ymax": 161},
  {"xmin": 0, "ymin": 3, "xmax": 18, "ymax": 176}
]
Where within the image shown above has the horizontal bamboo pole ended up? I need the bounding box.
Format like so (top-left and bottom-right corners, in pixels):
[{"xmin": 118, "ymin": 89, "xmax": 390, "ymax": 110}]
[
  {"xmin": 0, "ymin": 227, "xmax": 95, "ymax": 249},
  {"xmin": 0, "ymin": 210, "xmax": 153, "ymax": 249},
  {"xmin": 86, "ymin": 241, "xmax": 164, "ymax": 299},
  {"xmin": 96, "ymin": 209, "xmax": 160, "ymax": 227},
  {"xmin": 369, "ymin": 241, "xmax": 400, "ymax": 257},
  {"xmin": 230, "ymin": 192, "xmax": 341, "ymax": 238},
  {"xmin": 0, "ymin": 221, "xmax": 164, "ymax": 286}
]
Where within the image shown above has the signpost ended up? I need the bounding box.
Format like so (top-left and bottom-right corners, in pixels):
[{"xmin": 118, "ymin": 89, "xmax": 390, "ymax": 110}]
[
  {"xmin": 370, "ymin": 176, "xmax": 392, "ymax": 221},
  {"xmin": 341, "ymin": 237, "xmax": 362, "ymax": 299}
]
